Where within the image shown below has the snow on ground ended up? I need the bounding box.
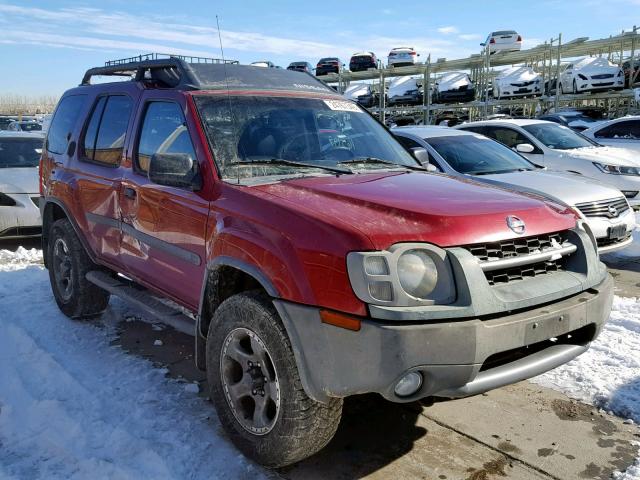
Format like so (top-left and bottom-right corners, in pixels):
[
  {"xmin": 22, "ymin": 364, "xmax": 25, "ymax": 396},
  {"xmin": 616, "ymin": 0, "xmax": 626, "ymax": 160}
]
[
  {"xmin": 533, "ymin": 295, "xmax": 640, "ymax": 479},
  {"xmin": 0, "ymin": 249, "xmax": 265, "ymax": 480}
]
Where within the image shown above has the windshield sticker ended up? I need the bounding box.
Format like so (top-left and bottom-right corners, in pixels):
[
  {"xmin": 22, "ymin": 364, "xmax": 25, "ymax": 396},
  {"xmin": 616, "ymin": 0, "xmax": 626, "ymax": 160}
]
[{"xmin": 323, "ymin": 100, "xmax": 361, "ymax": 112}]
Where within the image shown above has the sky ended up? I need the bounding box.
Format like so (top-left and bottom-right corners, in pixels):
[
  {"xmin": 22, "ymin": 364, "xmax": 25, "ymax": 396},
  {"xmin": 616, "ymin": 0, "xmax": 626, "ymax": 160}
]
[{"xmin": 0, "ymin": 0, "xmax": 638, "ymax": 96}]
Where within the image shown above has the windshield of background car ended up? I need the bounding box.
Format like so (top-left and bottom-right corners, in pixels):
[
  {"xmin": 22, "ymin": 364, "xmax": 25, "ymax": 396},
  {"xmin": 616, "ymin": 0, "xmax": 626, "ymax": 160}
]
[
  {"xmin": 194, "ymin": 95, "xmax": 418, "ymax": 180},
  {"xmin": 427, "ymin": 135, "xmax": 535, "ymax": 174},
  {"xmin": 0, "ymin": 137, "xmax": 43, "ymax": 168},
  {"xmin": 522, "ymin": 123, "xmax": 597, "ymax": 149}
]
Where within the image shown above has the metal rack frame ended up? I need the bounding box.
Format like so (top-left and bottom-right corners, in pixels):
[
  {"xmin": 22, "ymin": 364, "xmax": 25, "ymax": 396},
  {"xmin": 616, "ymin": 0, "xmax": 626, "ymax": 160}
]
[{"xmin": 326, "ymin": 28, "xmax": 640, "ymax": 124}]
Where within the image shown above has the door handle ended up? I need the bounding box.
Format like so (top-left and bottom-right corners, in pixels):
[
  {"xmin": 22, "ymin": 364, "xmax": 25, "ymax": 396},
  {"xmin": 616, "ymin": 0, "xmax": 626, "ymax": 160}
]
[{"xmin": 123, "ymin": 187, "xmax": 137, "ymax": 199}]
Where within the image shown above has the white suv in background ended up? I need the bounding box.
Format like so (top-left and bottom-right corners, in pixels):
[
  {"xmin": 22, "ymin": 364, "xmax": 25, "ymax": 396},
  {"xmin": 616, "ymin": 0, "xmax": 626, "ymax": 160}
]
[
  {"xmin": 387, "ymin": 47, "xmax": 419, "ymax": 67},
  {"xmin": 582, "ymin": 116, "xmax": 640, "ymax": 153},
  {"xmin": 559, "ymin": 57, "xmax": 624, "ymax": 94},
  {"xmin": 482, "ymin": 30, "xmax": 522, "ymax": 54},
  {"xmin": 456, "ymin": 119, "xmax": 640, "ymax": 210},
  {"xmin": 393, "ymin": 126, "xmax": 636, "ymax": 253}
]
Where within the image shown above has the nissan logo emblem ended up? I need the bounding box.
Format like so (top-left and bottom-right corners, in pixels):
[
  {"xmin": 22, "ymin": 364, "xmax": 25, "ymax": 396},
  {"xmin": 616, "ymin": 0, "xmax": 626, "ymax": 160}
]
[{"xmin": 506, "ymin": 216, "xmax": 526, "ymax": 235}]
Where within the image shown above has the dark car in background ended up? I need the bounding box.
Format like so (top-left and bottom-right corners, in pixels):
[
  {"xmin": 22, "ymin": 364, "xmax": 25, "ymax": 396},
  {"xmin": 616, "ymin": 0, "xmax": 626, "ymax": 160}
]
[
  {"xmin": 538, "ymin": 108, "xmax": 608, "ymax": 132},
  {"xmin": 287, "ymin": 61, "xmax": 313, "ymax": 74},
  {"xmin": 349, "ymin": 52, "xmax": 378, "ymax": 72},
  {"xmin": 8, "ymin": 121, "xmax": 43, "ymax": 132},
  {"xmin": 316, "ymin": 57, "xmax": 341, "ymax": 76},
  {"xmin": 0, "ymin": 117, "xmax": 18, "ymax": 130}
]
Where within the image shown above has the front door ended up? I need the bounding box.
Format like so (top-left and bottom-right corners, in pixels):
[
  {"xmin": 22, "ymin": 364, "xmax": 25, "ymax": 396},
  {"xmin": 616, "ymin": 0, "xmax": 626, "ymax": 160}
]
[{"xmin": 119, "ymin": 95, "xmax": 209, "ymax": 309}]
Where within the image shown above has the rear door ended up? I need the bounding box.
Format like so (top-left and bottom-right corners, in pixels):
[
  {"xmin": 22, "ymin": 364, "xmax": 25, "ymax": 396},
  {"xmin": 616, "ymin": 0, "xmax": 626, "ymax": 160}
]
[
  {"xmin": 119, "ymin": 93, "xmax": 209, "ymax": 309},
  {"xmin": 74, "ymin": 93, "xmax": 135, "ymax": 268}
]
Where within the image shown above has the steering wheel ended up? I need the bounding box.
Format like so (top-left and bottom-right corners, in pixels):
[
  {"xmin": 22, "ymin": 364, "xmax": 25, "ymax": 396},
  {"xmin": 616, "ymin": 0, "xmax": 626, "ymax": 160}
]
[{"xmin": 278, "ymin": 132, "xmax": 355, "ymax": 162}]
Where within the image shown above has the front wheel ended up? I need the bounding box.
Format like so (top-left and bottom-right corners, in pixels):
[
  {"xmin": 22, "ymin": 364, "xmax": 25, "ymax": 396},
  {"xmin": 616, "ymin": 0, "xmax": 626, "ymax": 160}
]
[
  {"xmin": 573, "ymin": 80, "xmax": 578, "ymax": 94},
  {"xmin": 207, "ymin": 291, "xmax": 343, "ymax": 467}
]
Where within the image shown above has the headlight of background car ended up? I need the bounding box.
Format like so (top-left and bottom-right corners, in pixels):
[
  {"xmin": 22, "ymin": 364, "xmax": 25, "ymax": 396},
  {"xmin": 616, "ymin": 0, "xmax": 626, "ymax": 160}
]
[
  {"xmin": 347, "ymin": 243, "xmax": 455, "ymax": 307},
  {"xmin": 593, "ymin": 162, "xmax": 640, "ymax": 176}
]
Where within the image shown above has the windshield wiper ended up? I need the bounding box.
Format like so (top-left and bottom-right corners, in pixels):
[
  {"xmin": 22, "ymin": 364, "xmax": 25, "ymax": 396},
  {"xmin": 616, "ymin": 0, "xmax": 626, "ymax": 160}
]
[
  {"xmin": 234, "ymin": 158, "xmax": 352, "ymax": 175},
  {"xmin": 338, "ymin": 157, "xmax": 427, "ymax": 171}
]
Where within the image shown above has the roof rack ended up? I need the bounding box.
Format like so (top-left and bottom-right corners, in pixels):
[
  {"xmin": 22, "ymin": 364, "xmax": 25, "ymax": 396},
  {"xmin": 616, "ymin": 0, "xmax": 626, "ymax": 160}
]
[
  {"xmin": 81, "ymin": 53, "xmax": 239, "ymax": 88},
  {"xmin": 80, "ymin": 53, "xmax": 336, "ymax": 95}
]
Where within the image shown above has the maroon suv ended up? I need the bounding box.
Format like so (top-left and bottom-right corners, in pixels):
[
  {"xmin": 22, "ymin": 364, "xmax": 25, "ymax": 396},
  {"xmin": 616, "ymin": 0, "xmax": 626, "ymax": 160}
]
[{"xmin": 40, "ymin": 55, "xmax": 613, "ymax": 467}]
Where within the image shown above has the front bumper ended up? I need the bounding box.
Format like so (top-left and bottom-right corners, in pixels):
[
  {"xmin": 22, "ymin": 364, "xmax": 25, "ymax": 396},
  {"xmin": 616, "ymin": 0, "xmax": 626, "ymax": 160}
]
[
  {"xmin": 435, "ymin": 89, "xmax": 476, "ymax": 103},
  {"xmin": 582, "ymin": 208, "xmax": 636, "ymax": 253},
  {"xmin": 275, "ymin": 274, "xmax": 613, "ymax": 404},
  {"xmin": 577, "ymin": 78, "xmax": 624, "ymax": 92}
]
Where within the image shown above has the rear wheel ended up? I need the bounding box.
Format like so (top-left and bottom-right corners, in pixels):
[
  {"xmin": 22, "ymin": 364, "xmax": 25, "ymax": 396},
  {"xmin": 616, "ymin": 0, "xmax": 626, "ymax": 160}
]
[
  {"xmin": 48, "ymin": 218, "xmax": 110, "ymax": 318},
  {"xmin": 207, "ymin": 291, "xmax": 343, "ymax": 467}
]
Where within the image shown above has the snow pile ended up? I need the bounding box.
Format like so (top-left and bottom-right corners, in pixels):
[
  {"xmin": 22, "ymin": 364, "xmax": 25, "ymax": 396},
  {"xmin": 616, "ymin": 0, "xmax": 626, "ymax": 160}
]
[
  {"xmin": 533, "ymin": 295, "xmax": 640, "ymax": 479},
  {"xmin": 0, "ymin": 247, "xmax": 42, "ymax": 270},
  {"xmin": 0, "ymin": 257, "xmax": 263, "ymax": 479}
]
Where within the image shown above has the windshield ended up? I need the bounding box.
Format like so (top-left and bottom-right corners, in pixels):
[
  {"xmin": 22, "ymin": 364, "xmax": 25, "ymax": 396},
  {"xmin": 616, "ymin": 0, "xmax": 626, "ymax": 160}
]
[
  {"xmin": 522, "ymin": 123, "xmax": 597, "ymax": 150},
  {"xmin": 427, "ymin": 135, "xmax": 535, "ymax": 175},
  {"xmin": 0, "ymin": 137, "xmax": 43, "ymax": 168},
  {"xmin": 194, "ymin": 95, "xmax": 418, "ymax": 181}
]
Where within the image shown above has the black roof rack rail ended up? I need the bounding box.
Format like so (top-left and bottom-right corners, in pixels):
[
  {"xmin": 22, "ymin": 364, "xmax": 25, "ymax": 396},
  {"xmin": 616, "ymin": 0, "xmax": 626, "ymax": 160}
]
[
  {"xmin": 80, "ymin": 53, "xmax": 337, "ymax": 94},
  {"xmin": 80, "ymin": 53, "xmax": 239, "ymax": 88}
]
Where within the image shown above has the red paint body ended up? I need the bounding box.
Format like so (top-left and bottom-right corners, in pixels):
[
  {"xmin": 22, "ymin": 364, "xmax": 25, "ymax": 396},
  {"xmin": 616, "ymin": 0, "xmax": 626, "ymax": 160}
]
[{"xmin": 41, "ymin": 84, "xmax": 577, "ymax": 318}]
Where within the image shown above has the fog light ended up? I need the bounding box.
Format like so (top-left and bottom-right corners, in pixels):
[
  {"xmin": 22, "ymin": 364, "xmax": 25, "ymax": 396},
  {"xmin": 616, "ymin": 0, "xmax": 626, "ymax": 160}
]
[{"xmin": 394, "ymin": 371, "xmax": 423, "ymax": 397}]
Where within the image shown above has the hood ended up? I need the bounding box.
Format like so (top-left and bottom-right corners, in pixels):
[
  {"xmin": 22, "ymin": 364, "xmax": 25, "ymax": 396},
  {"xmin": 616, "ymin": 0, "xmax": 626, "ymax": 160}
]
[
  {"xmin": 555, "ymin": 146, "xmax": 640, "ymax": 167},
  {"xmin": 478, "ymin": 170, "xmax": 625, "ymax": 206},
  {"xmin": 254, "ymin": 171, "xmax": 576, "ymax": 250},
  {"xmin": 576, "ymin": 57, "xmax": 619, "ymax": 73},
  {"xmin": 437, "ymin": 73, "xmax": 471, "ymax": 92},
  {"xmin": 0, "ymin": 167, "xmax": 39, "ymax": 194},
  {"xmin": 497, "ymin": 66, "xmax": 540, "ymax": 83}
]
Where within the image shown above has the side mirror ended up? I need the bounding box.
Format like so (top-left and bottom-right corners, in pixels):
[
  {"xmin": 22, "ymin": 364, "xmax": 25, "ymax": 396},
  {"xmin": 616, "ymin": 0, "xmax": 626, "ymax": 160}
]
[
  {"xmin": 515, "ymin": 143, "xmax": 535, "ymax": 154},
  {"xmin": 411, "ymin": 147, "xmax": 437, "ymax": 171},
  {"xmin": 148, "ymin": 153, "xmax": 202, "ymax": 190}
]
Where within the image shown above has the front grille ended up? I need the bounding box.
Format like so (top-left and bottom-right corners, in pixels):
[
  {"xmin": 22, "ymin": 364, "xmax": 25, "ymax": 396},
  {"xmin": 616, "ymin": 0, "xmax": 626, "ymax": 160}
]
[
  {"xmin": 591, "ymin": 73, "xmax": 614, "ymax": 79},
  {"xmin": 575, "ymin": 197, "xmax": 629, "ymax": 219},
  {"xmin": 511, "ymin": 81, "xmax": 534, "ymax": 87},
  {"xmin": 464, "ymin": 231, "xmax": 571, "ymax": 286},
  {"xmin": 597, "ymin": 233, "xmax": 632, "ymax": 248}
]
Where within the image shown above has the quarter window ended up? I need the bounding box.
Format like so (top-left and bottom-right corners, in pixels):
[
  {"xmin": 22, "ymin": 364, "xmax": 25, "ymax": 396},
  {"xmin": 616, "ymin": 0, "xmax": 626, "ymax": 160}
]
[
  {"xmin": 47, "ymin": 95, "xmax": 87, "ymax": 155},
  {"xmin": 137, "ymin": 102, "xmax": 196, "ymax": 173},
  {"xmin": 82, "ymin": 95, "xmax": 133, "ymax": 166}
]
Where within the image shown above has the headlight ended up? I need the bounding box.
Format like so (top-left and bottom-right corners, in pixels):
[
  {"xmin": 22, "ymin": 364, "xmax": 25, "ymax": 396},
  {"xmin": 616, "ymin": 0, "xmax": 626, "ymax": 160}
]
[
  {"xmin": 346, "ymin": 243, "xmax": 455, "ymax": 307},
  {"xmin": 578, "ymin": 74, "xmax": 588, "ymax": 80},
  {"xmin": 593, "ymin": 162, "xmax": 640, "ymax": 176},
  {"xmin": 0, "ymin": 193, "xmax": 16, "ymax": 206},
  {"xmin": 397, "ymin": 250, "xmax": 438, "ymax": 298},
  {"xmin": 617, "ymin": 70, "xmax": 623, "ymax": 77}
]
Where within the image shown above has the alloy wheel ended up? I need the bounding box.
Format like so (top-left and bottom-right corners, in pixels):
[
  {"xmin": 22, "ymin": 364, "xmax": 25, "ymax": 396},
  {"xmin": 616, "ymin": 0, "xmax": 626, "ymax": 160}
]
[{"xmin": 52, "ymin": 237, "xmax": 73, "ymax": 301}]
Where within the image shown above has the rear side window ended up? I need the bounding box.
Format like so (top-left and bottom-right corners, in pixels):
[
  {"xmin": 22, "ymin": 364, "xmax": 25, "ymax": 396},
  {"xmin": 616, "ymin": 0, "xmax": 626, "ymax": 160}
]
[
  {"xmin": 595, "ymin": 121, "xmax": 640, "ymax": 139},
  {"xmin": 483, "ymin": 127, "xmax": 530, "ymax": 148},
  {"xmin": 136, "ymin": 101, "xmax": 196, "ymax": 174},
  {"xmin": 47, "ymin": 95, "xmax": 87, "ymax": 154},
  {"xmin": 82, "ymin": 95, "xmax": 133, "ymax": 166}
]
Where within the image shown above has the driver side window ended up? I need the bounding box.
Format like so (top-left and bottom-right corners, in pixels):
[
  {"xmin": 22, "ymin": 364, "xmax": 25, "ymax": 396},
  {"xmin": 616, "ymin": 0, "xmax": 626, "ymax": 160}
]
[{"xmin": 136, "ymin": 101, "xmax": 196, "ymax": 174}]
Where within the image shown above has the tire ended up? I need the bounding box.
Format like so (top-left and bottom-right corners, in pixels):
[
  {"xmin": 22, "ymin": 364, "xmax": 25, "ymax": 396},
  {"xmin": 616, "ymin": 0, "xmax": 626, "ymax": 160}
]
[
  {"xmin": 572, "ymin": 80, "xmax": 577, "ymax": 94},
  {"xmin": 558, "ymin": 83, "xmax": 563, "ymax": 94},
  {"xmin": 48, "ymin": 218, "xmax": 110, "ymax": 318},
  {"xmin": 207, "ymin": 291, "xmax": 343, "ymax": 468}
]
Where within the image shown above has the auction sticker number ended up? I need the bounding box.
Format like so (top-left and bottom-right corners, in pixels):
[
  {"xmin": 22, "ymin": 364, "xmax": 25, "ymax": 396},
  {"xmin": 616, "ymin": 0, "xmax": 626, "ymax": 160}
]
[{"xmin": 323, "ymin": 100, "xmax": 361, "ymax": 112}]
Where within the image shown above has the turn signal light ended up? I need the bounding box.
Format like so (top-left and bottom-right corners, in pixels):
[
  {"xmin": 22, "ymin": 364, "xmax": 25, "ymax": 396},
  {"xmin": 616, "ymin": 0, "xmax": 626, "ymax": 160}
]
[{"xmin": 320, "ymin": 310, "xmax": 361, "ymax": 331}]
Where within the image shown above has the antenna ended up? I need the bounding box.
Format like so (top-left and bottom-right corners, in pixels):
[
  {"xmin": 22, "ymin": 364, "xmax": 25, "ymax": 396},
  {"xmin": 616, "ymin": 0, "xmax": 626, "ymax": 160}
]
[{"xmin": 215, "ymin": 15, "xmax": 241, "ymax": 184}]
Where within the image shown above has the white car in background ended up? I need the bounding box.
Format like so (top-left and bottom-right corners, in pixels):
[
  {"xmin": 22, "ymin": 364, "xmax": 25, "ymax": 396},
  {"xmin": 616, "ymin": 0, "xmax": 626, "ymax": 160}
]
[
  {"xmin": 493, "ymin": 66, "xmax": 542, "ymax": 99},
  {"xmin": 387, "ymin": 47, "xmax": 419, "ymax": 67},
  {"xmin": 559, "ymin": 57, "xmax": 624, "ymax": 94},
  {"xmin": 482, "ymin": 30, "xmax": 522, "ymax": 54},
  {"xmin": 343, "ymin": 83, "xmax": 370, "ymax": 101},
  {"xmin": 433, "ymin": 72, "xmax": 475, "ymax": 103},
  {"xmin": 393, "ymin": 126, "xmax": 636, "ymax": 252},
  {"xmin": 581, "ymin": 116, "xmax": 640, "ymax": 153},
  {"xmin": 456, "ymin": 119, "xmax": 640, "ymax": 211},
  {"xmin": 387, "ymin": 76, "xmax": 423, "ymax": 106},
  {"xmin": 0, "ymin": 132, "xmax": 44, "ymax": 240},
  {"xmin": 250, "ymin": 61, "xmax": 276, "ymax": 68}
]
